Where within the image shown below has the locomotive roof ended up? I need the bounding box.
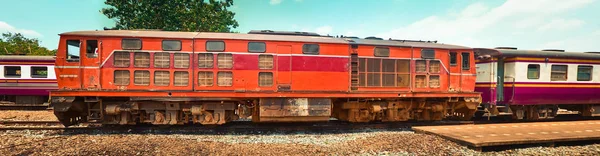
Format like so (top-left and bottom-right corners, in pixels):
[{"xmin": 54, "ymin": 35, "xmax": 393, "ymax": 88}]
[
  {"xmin": 474, "ymin": 48, "xmax": 600, "ymax": 60},
  {"xmin": 350, "ymin": 39, "xmax": 470, "ymax": 50},
  {"xmin": 60, "ymin": 30, "xmax": 348, "ymax": 44},
  {"xmin": 0, "ymin": 55, "xmax": 55, "ymax": 61}
]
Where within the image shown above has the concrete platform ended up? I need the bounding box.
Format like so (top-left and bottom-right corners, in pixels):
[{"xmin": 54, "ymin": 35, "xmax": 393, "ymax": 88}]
[{"xmin": 413, "ymin": 120, "xmax": 600, "ymax": 148}]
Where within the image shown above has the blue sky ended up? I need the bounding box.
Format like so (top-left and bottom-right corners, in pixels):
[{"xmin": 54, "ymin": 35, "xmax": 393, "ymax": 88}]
[{"xmin": 1, "ymin": 0, "xmax": 599, "ymax": 52}]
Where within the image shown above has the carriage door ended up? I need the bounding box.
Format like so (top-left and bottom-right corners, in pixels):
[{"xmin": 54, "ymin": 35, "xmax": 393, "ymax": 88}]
[
  {"xmin": 80, "ymin": 38, "xmax": 101, "ymax": 89},
  {"xmin": 276, "ymin": 45, "xmax": 292, "ymax": 91}
]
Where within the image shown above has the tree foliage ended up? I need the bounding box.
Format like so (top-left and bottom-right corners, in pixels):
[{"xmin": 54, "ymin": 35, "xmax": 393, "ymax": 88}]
[
  {"xmin": 102, "ymin": 0, "xmax": 239, "ymax": 32},
  {"xmin": 0, "ymin": 32, "xmax": 56, "ymax": 56}
]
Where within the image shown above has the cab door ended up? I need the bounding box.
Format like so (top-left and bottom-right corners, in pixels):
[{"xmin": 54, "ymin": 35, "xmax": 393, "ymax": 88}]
[
  {"xmin": 80, "ymin": 38, "xmax": 101, "ymax": 89},
  {"xmin": 276, "ymin": 45, "xmax": 292, "ymax": 91}
]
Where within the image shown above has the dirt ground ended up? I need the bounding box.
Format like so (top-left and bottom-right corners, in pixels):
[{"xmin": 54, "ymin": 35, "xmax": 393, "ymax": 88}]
[{"xmin": 0, "ymin": 110, "xmax": 57, "ymax": 121}]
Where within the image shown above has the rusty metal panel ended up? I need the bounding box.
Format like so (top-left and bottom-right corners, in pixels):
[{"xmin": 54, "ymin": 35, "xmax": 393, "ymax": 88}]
[{"xmin": 259, "ymin": 98, "xmax": 331, "ymax": 117}]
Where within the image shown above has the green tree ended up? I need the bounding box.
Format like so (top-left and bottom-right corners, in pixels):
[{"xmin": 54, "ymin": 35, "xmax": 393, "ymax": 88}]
[
  {"xmin": 102, "ymin": 0, "xmax": 239, "ymax": 32},
  {"xmin": 0, "ymin": 32, "xmax": 56, "ymax": 56}
]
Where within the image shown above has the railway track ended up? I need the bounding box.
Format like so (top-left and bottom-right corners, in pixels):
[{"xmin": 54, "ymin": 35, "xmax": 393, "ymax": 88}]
[{"xmin": 0, "ymin": 103, "xmax": 50, "ymax": 110}]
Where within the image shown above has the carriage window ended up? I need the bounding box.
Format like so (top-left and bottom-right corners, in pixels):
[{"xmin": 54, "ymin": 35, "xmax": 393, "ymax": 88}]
[
  {"xmin": 217, "ymin": 71, "xmax": 233, "ymax": 86},
  {"xmin": 134, "ymin": 52, "xmax": 150, "ymax": 67},
  {"xmin": 134, "ymin": 70, "xmax": 150, "ymax": 86},
  {"xmin": 206, "ymin": 41, "xmax": 225, "ymax": 52},
  {"xmin": 551, "ymin": 65, "xmax": 568, "ymax": 81},
  {"xmin": 114, "ymin": 70, "xmax": 130, "ymax": 85},
  {"xmin": 154, "ymin": 71, "xmax": 170, "ymax": 86},
  {"xmin": 217, "ymin": 53, "xmax": 233, "ymax": 69},
  {"xmin": 198, "ymin": 71, "xmax": 213, "ymax": 86},
  {"xmin": 66, "ymin": 40, "xmax": 80, "ymax": 62},
  {"xmin": 154, "ymin": 53, "xmax": 170, "ymax": 68},
  {"xmin": 258, "ymin": 55, "xmax": 273, "ymax": 69},
  {"xmin": 302, "ymin": 44, "xmax": 319, "ymax": 55},
  {"xmin": 527, "ymin": 64, "xmax": 540, "ymax": 79},
  {"xmin": 374, "ymin": 47, "xmax": 390, "ymax": 57},
  {"xmin": 198, "ymin": 53, "xmax": 214, "ymax": 68},
  {"xmin": 421, "ymin": 49, "xmax": 435, "ymax": 59},
  {"xmin": 31, "ymin": 67, "xmax": 48, "ymax": 78},
  {"xmin": 86, "ymin": 40, "xmax": 98, "ymax": 58},
  {"xmin": 259, "ymin": 72, "xmax": 273, "ymax": 86},
  {"xmin": 174, "ymin": 71, "xmax": 189, "ymax": 86},
  {"xmin": 174, "ymin": 53, "xmax": 190, "ymax": 68},
  {"xmin": 248, "ymin": 42, "xmax": 266, "ymax": 53},
  {"xmin": 577, "ymin": 66, "xmax": 593, "ymax": 81},
  {"xmin": 450, "ymin": 52, "xmax": 457, "ymax": 66},
  {"xmin": 461, "ymin": 53, "xmax": 470, "ymax": 70},
  {"xmin": 4, "ymin": 66, "xmax": 21, "ymax": 78},
  {"xmin": 113, "ymin": 51, "xmax": 130, "ymax": 67},
  {"xmin": 122, "ymin": 39, "xmax": 142, "ymax": 50},
  {"xmin": 162, "ymin": 40, "xmax": 182, "ymax": 51}
]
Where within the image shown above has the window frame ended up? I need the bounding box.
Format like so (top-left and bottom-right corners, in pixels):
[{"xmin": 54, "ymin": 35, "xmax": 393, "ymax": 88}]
[
  {"xmin": 197, "ymin": 71, "xmax": 214, "ymax": 86},
  {"xmin": 66, "ymin": 39, "xmax": 80, "ymax": 62},
  {"xmin": 577, "ymin": 65, "xmax": 593, "ymax": 81},
  {"xmin": 374, "ymin": 47, "xmax": 390, "ymax": 57},
  {"xmin": 173, "ymin": 53, "xmax": 190, "ymax": 69},
  {"xmin": 449, "ymin": 52, "xmax": 457, "ymax": 66},
  {"xmin": 461, "ymin": 52, "xmax": 470, "ymax": 70},
  {"xmin": 206, "ymin": 40, "xmax": 225, "ymax": 52},
  {"xmin": 302, "ymin": 44, "xmax": 320, "ymax": 55},
  {"xmin": 550, "ymin": 65, "xmax": 568, "ymax": 81},
  {"xmin": 421, "ymin": 49, "xmax": 435, "ymax": 59},
  {"xmin": 133, "ymin": 70, "xmax": 151, "ymax": 86},
  {"xmin": 153, "ymin": 52, "xmax": 170, "ymax": 68},
  {"xmin": 85, "ymin": 40, "xmax": 98, "ymax": 58},
  {"xmin": 154, "ymin": 71, "xmax": 170, "ymax": 86},
  {"xmin": 217, "ymin": 53, "xmax": 233, "ymax": 69},
  {"xmin": 121, "ymin": 38, "xmax": 142, "ymax": 50},
  {"xmin": 258, "ymin": 72, "xmax": 273, "ymax": 87},
  {"xmin": 30, "ymin": 66, "xmax": 48, "ymax": 78},
  {"xmin": 4, "ymin": 66, "xmax": 21, "ymax": 78},
  {"xmin": 162, "ymin": 40, "xmax": 182, "ymax": 51},
  {"xmin": 113, "ymin": 51, "xmax": 131, "ymax": 68},
  {"xmin": 248, "ymin": 42, "xmax": 266, "ymax": 53},
  {"xmin": 133, "ymin": 52, "xmax": 150, "ymax": 68},
  {"xmin": 527, "ymin": 64, "xmax": 540, "ymax": 79},
  {"xmin": 113, "ymin": 70, "xmax": 130, "ymax": 86},
  {"xmin": 217, "ymin": 71, "xmax": 233, "ymax": 86}
]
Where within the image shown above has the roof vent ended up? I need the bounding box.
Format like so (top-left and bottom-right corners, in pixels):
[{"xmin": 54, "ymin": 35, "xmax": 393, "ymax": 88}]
[
  {"xmin": 495, "ymin": 47, "xmax": 517, "ymax": 50},
  {"xmin": 248, "ymin": 30, "xmax": 320, "ymax": 36},
  {"xmin": 365, "ymin": 36, "xmax": 383, "ymax": 40},
  {"xmin": 542, "ymin": 49, "xmax": 565, "ymax": 52}
]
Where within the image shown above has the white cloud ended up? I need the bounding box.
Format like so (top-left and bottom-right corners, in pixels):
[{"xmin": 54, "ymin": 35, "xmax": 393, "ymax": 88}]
[
  {"xmin": 375, "ymin": 0, "xmax": 595, "ymax": 50},
  {"xmin": 537, "ymin": 19, "xmax": 585, "ymax": 32},
  {"xmin": 315, "ymin": 26, "xmax": 332, "ymax": 35},
  {"xmin": 270, "ymin": 0, "xmax": 282, "ymax": 5},
  {"xmin": 0, "ymin": 21, "xmax": 42, "ymax": 38}
]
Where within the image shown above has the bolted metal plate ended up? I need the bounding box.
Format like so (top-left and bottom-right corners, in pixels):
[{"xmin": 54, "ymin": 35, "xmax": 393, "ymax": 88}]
[{"xmin": 259, "ymin": 98, "xmax": 331, "ymax": 117}]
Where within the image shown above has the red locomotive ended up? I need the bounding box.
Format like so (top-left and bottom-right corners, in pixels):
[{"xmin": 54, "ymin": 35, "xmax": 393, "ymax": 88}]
[{"xmin": 50, "ymin": 30, "xmax": 481, "ymax": 126}]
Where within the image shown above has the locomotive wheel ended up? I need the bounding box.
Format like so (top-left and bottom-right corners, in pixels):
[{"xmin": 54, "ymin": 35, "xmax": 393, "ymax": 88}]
[{"xmin": 55, "ymin": 111, "xmax": 85, "ymax": 127}]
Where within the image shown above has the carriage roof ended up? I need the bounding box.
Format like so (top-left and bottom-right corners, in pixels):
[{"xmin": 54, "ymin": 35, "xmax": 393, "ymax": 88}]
[{"xmin": 474, "ymin": 48, "xmax": 600, "ymax": 60}]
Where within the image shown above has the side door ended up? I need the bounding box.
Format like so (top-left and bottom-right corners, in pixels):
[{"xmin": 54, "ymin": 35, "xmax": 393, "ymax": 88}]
[
  {"xmin": 448, "ymin": 51, "xmax": 461, "ymax": 91},
  {"xmin": 80, "ymin": 38, "xmax": 101, "ymax": 89},
  {"xmin": 276, "ymin": 45, "xmax": 292, "ymax": 91},
  {"xmin": 56, "ymin": 38, "xmax": 83, "ymax": 89}
]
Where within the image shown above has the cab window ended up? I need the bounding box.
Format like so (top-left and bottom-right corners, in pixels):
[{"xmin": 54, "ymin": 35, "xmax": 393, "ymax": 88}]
[{"xmin": 66, "ymin": 40, "xmax": 80, "ymax": 62}]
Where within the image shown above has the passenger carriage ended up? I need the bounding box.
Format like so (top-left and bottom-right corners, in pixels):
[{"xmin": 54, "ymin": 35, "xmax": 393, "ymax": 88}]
[
  {"xmin": 475, "ymin": 47, "xmax": 600, "ymax": 119},
  {"xmin": 50, "ymin": 30, "xmax": 481, "ymax": 126},
  {"xmin": 0, "ymin": 55, "xmax": 57, "ymax": 105}
]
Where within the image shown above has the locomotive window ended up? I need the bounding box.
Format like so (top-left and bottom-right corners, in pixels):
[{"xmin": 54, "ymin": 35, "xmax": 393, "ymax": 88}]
[
  {"xmin": 429, "ymin": 75, "xmax": 440, "ymax": 88},
  {"xmin": 134, "ymin": 52, "xmax": 150, "ymax": 68},
  {"xmin": 258, "ymin": 55, "xmax": 273, "ymax": 69},
  {"xmin": 174, "ymin": 53, "xmax": 190, "ymax": 68},
  {"xmin": 397, "ymin": 60, "xmax": 410, "ymax": 87},
  {"xmin": 174, "ymin": 71, "xmax": 189, "ymax": 86},
  {"xmin": 30, "ymin": 66, "xmax": 48, "ymax": 78},
  {"xmin": 374, "ymin": 47, "xmax": 390, "ymax": 57},
  {"xmin": 577, "ymin": 66, "xmax": 593, "ymax": 81},
  {"xmin": 527, "ymin": 64, "xmax": 540, "ymax": 79},
  {"xmin": 415, "ymin": 75, "xmax": 427, "ymax": 88},
  {"xmin": 66, "ymin": 40, "xmax": 80, "ymax": 62},
  {"xmin": 302, "ymin": 44, "xmax": 319, "ymax": 55},
  {"xmin": 217, "ymin": 53, "xmax": 233, "ymax": 69},
  {"xmin": 162, "ymin": 40, "xmax": 182, "ymax": 51},
  {"xmin": 415, "ymin": 60, "xmax": 427, "ymax": 73},
  {"xmin": 429, "ymin": 60, "xmax": 441, "ymax": 73},
  {"xmin": 154, "ymin": 53, "xmax": 170, "ymax": 68},
  {"xmin": 86, "ymin": 40, "xmax": 98, "ymax": 58},
  {"xmin": 198, "ymin": 71, "xmax": 213, "ymax": 86},
  {"xmin": 259, "ymin": 72, "xmax": 273, "ymax": 87},
  {"xmin": 248, "ymin": 42, "xmax": 266, "ymax": 53},
  {"xmin": 154, "ymin": 71, "xmax": 170, "ymax": 86},
  {"xmin": 114, "ymin": 70, "xmax": 130, "ymax": 85},
  {"xmin": 450, "ymin": 52, "xmax": 457, "ymax": 66},
  {"xmin": 217, "ymin": 71, "xmax": 233, "ymax": 86},
  {"xmin": 421, "ymin": 49, "xmax": 435, "ymax": 59},
  {"xmin": 134, "ymin": 70, "xmax": 150, "ymax": 86},
  {"xmin": 206, "ymin": 41, "xmax": 225, "ymax": 52},
  {"xmin": 550, "ymin": 65, "xmax": 568, "ymax": 81},
  {"xmin": 198, "ymin": 53, "xmax": 214, "ymax": 68},
  {"xmin": 4, "ymin": 66, "xmax": 21, "ymax": 78},
  {"xmin": 122, "ymin": 39, "xmax": 142, "ymax": 50},
  {"xmin": 461, "ymin": 53, "xmax": 470, "ymax": 70},
  {"xmin": 113, "ymin": 51, "xmax": 130, "ymax": 67},
  {"xmin": 358, "ymin": 58, "xmax": 366, "ymax": 87}
]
